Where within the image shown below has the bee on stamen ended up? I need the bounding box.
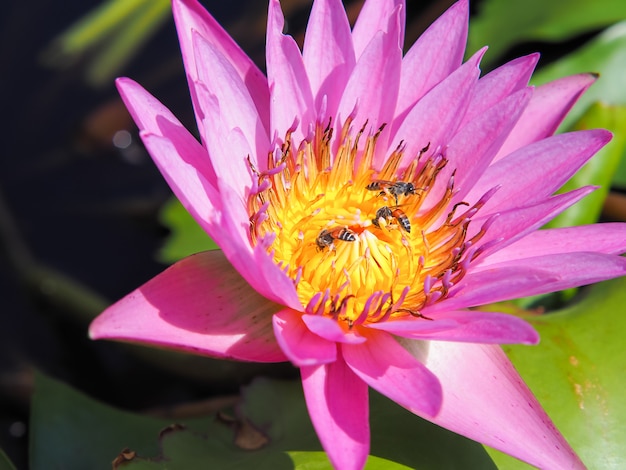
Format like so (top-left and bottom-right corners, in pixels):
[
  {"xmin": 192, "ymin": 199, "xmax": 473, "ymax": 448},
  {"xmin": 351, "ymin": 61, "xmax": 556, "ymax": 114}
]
[
  {"xmin": 366, "ymin": 180, "xmax": 418, "ymax": 205},
  {"xmin": 316, "ymin": 227, "xmax": 357, "ymax": 251},
  {"xmin": 372, "ymin": 206, "xmax": 411, "ymax": 233}
]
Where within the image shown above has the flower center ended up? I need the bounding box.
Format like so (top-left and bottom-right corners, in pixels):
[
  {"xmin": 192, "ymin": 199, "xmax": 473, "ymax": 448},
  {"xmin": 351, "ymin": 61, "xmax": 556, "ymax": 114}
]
[{"xmin": 247, "ymin": 119, "xmax": 488, "ymax": 327}]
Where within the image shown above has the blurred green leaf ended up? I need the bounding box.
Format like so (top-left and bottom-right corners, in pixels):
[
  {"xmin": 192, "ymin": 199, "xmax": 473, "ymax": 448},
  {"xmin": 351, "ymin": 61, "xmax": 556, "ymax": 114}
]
[
  {"xmin": 29, "ymin": 372, "xmax": 180, "ymax": 470},
  {"xmin": 0, "ymin": 449, "xmax": 17, "ymax": 470},
  {"xmin": 612, "ymin": 157, "xmax": 626, "ymax": 189},
  {"xmin": 531, "ymin": 21, "xmax": 626, "ymax": 131},
  {"xmin": 487, "ymin": 277, "xmax": 626, "ymax": 469},
  {"xmin": 30, "ymin": 374, "xmax": 495, "ymax": 469},
  {"xmin": 40, "ymin": 0, "xmax": 170, "ymax": 87},
  {"xmin": 158, "ymin": 197, "xmax": 219, "ymax": 263},
  {"xmin": 546, "ymin": 102, "xmax": 626, "ymax": 228},
  {"xmin": 86, "ymin": 0, "xmax": 171, "ymax": 87},
  {"xmin": 468, "ymin": 0, "xmax": 626, "ymax": 65}
]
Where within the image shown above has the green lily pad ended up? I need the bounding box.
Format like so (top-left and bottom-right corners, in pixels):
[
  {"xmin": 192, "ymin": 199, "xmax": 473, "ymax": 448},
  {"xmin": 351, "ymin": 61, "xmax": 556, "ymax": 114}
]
[
  {"xmin": 157, "ymin": 197, "xmax": 219, "ymax": 263},
  {"xmin": 240, "ymin": 378, "xmax": 497, "ymax": 470},
  {"xmin": 29, "ymin": 372, "xmax": 188, "ymax": 470},
  {"xmin": 30, "ymin": 373, "xmax": 495, "ymax": 469},
  {"xmin": 468, "ymin": 0, "xmax": 626, "ymax": 65},
  {"xmin": 487, "ymin": 276, "xmax": 626, "ymax": 469}
]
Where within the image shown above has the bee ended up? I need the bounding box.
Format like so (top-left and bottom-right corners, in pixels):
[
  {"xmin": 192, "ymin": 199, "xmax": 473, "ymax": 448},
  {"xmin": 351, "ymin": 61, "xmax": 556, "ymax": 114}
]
[
  {"xmin": 366, "ymin": 180, "xmax": 417, "ymax": 205},
  {"xmin": 316, "ymin": 227, "xmax": 357, "ymax": 251},
  {"xmin": 372, "ymin": 206, "xmax": 411, "ymax": 233}
]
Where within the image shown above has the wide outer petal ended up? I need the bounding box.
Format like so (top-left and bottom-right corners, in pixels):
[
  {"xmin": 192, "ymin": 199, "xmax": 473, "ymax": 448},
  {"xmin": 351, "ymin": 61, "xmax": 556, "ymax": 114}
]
[
  {"xmin": 367, "ymin": 310, "xmax": 539, "ymax": 345},
  {"xmin": 303, "ymin": 0, "xmax": 355, "ymax": 117},
  {"xmin": 301, "ymin": 357, "xmax": 370, "ymax": 470},
  {"xmin": 171, "ymin": 0, "xmax": 270, "ymax": 134},
  {"xmin": 272, "ymin": 309, "xmax": 337, "ymax": 366},
  {"xmin": 266, "ymin": 0, "xmax": 315, "ymax": 142},
  {"xmin": 479, "ymin": 223, "xmax": 626, "ymax": 265},
  {"xmin": 343, "ymin": 331, "xmax": 443, "ymax": 418},
  {"xmin": 495, "ymin": 73, "xmax": 596, "ymax": 161},
  {"xmin": 404, "ymin": 341, "xmax": 585, "ymax": 469},
  {"xmin": 395, "ymin": 0, "xmax": 468, "ymax": 121},
  {"xmin": 89, "ymin": 251, "xmax": 287, "ymax": 363}
]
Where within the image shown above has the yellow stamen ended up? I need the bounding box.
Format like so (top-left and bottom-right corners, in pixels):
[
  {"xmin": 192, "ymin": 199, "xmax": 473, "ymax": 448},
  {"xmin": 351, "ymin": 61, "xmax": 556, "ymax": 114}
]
[{"xmin": 247, "ymin": 118, "xmax": 487, "ymax": 326}]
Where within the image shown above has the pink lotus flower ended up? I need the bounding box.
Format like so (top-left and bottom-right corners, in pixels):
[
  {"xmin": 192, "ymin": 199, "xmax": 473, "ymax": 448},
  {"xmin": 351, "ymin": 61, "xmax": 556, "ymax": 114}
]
[{"xmin": 90, "ymin": 0, "xmax": 626, "ymax": 468}]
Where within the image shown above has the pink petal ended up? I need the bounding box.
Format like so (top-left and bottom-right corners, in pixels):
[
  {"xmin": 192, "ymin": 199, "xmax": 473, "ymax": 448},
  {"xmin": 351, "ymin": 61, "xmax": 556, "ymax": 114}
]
[
  {"xmin": 301, "ymin": 357, "xmax": 370, "ymax": 470},
  {"xmin": 470, "ymin": 186, "xmax": 595, "ymax": 257},
  {"xmin": 171, "ymin": 0, "xmax": 270, "ymax": 134},
  {"xmin": 191, "ymin": 83, "xmax": 253, "ymax": 205},
  {"xmin": 216, "ymin": 182, "xmax": 303, "ymax": 311},
  {"xmin": 303, "ymin": 0, "xmax": 356, "ymax": 117},
  {"xmin": 433, "ymin": 252, "xmax": 626, "ymax": 312},
  {"xmin": 138, "ymin": 132, "xmax": 220, "ymax": 237},
  {"xmin": 442, "ymin": 87, "xmax": 532, "ymax": 208},
  {"xmin": 89, "ymin": 251, "xmax": 287, "ymax": 363},
  {"xmin": 135, "ymin": 130, "xmax": 301, "ymax": 313},
  {"xmin": 396, "ymin": 0, "xmax": 468, "ymax": 120},
  {"xmin": 480, "ymin": 223, "xmax": 626, "ymax": 265},
  {"xmin": 137, "ymin": 132, "xmax": 242, "ymax": 290},
  {"xmin": 116, "ymin": 77, "xmax": 216, "ymax": 184},
  {"xmin": 351, "ymin": 0, "xmax": 405, "ymax": 60},
  {"xmin": 343, "ymin": 331, "xmax": 443, "ymax": 417},
  {"xmin": 367, "ymin": 310, "xmax": 539, "ymax": 345},
  {"xmin": 272, "ymin": 309, "xmax": 337, "ymax": 366},
  {"xmin": 192, "ymin": 31, "xmax": 269, "ymax": 162},
  {"xmin": 466, "ymin": 129, "xmax": 611, "ymax": 214},
  {"xmin": 266, "ymin": 0, "xmax": 315, "ymax": 142},
  {"xmin": 336, "ymin": 9, "xmax": 402, "ymax": 143},
  {"xmin": 390, "ymin": 48, "xmax": 485, "ymax": 168},
  {"xmin": 461, "ymin": 53, "xmax": 539, "ymax": 126},
  {"xmin": 495, "ymin": 73, "xmax": 597, "ymax": 161},
  {"xmin": 117, "ymin": 81, "xmax": 248, "ymax": 265},
  {"xmin": 301, "ymin": 314, "xmax": 367, "ymax": 344},
  {"xmin": 412, "ymin": 342, "xmax": 585, "ymax": 469},
  {"xmin": 133, "ymin": 105, "xmax": 301, "ymax": 311}
]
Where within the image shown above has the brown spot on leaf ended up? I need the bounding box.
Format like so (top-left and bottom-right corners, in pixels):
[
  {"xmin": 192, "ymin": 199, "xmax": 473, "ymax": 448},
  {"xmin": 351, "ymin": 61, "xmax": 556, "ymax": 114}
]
[
  {"xmin": 217, "ymin": 411, "xmax": 270, "ymax": 450},
  {"xmin": 112, "ymin": 448, "xmax": 137, "ymax": 469}
]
